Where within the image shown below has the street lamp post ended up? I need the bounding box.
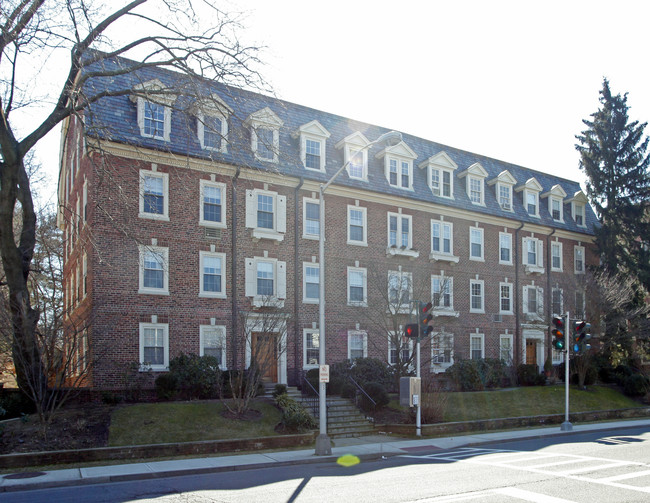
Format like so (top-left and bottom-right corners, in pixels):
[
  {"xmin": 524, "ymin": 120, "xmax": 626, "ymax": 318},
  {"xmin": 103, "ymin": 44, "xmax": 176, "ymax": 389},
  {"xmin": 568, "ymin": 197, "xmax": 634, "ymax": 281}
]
[{"xmin": 315, "ymin": 130, "xmax": 402, "ymax": 456}]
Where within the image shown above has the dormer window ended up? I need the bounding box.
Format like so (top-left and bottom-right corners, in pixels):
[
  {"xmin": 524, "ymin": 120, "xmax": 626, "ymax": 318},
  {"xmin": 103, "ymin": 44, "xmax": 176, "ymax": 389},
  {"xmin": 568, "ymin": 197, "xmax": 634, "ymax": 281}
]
[
  {"xmin": 542, "ymin": 184, "xmax": 567, "ymax": 222},
  {"xmin": 574, "ymin": 204, "xmax": 585, "ymax": 226},
  {"xmin": 516, "ymin": 178, "xmax": 543, "ymax": 218},
  {"xmin": 568, "ymin": 190, "xmax": 589, "ymax": 227},
  {"xmin": 245, "ymin": 107, "xmax": 283, "ymax": 163},
  {"xmin": 458, "ymin": 162, "xmax": 488, "ymax": 206},
  {"xmin": 488, "ymin": 170, "xmax": 517, "ymax": 212},
  {"xmin": 336, "ymin": 132, "xmax": 371, "ymax": 181},
  {"xmin": 193, "ymin": 94, "xmax": 232, "ymax": 153},
  {"xmin": 131, "ymin": 79, "xmax": 176, "ymax": 142},
  {"xmin": 293, "ymin": 120, "xmax": 331, "ymax": 172},
  {"xmin": 376, "ymin": 141, "xmax": 417, "ymax": 190},
  {"xmin": 419, "ymin": 151, "xmax": 457, "ymax": 198}
]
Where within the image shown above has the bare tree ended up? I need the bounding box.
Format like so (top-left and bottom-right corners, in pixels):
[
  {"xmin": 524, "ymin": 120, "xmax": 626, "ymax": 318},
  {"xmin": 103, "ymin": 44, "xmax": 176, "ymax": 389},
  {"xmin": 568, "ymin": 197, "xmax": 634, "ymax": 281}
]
[{"xmin": 0, "ymin": 1, "xmax": 264, "ymax": 403}]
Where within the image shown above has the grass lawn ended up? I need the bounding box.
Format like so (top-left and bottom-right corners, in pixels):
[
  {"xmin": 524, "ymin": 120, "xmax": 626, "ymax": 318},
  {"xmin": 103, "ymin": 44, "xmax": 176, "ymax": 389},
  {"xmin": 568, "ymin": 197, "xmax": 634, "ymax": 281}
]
[
  {"xmin": 108, "ymin": 400, "xmax": 282, "ymax": 446},
  {"xmin": 442, "ymin": 385, "xmax": 642, "ymax": 422}
]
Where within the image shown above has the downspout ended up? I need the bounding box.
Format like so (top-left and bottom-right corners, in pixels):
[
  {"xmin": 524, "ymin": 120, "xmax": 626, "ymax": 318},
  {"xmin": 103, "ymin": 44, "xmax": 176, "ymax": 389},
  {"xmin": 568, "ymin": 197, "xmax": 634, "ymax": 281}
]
[
  {"xmin": 514, "ymin": 222, "xmax": 525, "ymax": 367},
  {"xmin": 231, "ymin": 166, "xmax": 241, "ymax": 370},
  {"xmin": 293, "ymin": 177, "xmax": 304, "ymax": 386},
  {"xmin": 546, "ymin": 228, "xmax": 557, "ymax": 363}
]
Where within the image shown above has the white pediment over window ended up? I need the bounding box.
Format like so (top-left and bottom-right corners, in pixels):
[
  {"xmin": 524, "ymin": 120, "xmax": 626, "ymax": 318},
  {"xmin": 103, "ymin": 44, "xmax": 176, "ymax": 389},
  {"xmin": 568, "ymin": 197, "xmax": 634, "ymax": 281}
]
[
  {"xmin": 335, "ymin": 131, "xmax": 371, "ymax": 150},
  {"xmin": 567, "ymin": 189, "xmax": 588, "ymax": 204},
  {"xmin": 458, "ymin": 162, "xmax": 488, "ymax": 179},
  {"xmin": 292, "ymin": 120, "xmax": 331, "ymax": 139},
  {"xmin": 487, "ymin": 170, "xmax": 517, "ymax": 187},
  {"xmin": 515, "ymin": 177, "xmax": 543, "ymax": 193},
  {"xmin": 541, "ymin": 184, "xmax": 567, "ymax": 200},
  {"xmin": 130, "ymin": 79, "xmax": 176, "ymax": 106},
  {"xmin": 191, "ymin": 94, "xmax": 233, "ymax": 117},
  {"xmin": 418, "ymin": 151, "xmax": 458, "ymax": 171},
  {"xmin": 374, "ymin": 141, "xmax": 417, "ymax": 161},
  {"xmin": 244, "ymin": 107, "xmax": 283, "ymax": 128}
]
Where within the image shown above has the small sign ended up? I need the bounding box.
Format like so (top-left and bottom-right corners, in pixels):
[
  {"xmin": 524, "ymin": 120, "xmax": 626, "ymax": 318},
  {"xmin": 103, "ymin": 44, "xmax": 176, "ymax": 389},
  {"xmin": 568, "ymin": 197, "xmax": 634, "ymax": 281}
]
[
  {"xmin": 412, "ymin": 394, "xmax": 419, "ymax": 406},
  {"xmin": 319, "ymin": 365, "xmax": 330, "ymax": 383}
]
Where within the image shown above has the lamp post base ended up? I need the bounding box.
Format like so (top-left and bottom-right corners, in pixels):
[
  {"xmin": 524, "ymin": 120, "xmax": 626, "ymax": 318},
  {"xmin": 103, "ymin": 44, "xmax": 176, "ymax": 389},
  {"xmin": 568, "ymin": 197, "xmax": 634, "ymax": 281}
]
[
  {"xmin": 315, "ymin": 433, "xmax": 332, "ymax": 456},
  {"xmin": 560, "ymin": 421, "xmax": 573, "ymax": 431}
]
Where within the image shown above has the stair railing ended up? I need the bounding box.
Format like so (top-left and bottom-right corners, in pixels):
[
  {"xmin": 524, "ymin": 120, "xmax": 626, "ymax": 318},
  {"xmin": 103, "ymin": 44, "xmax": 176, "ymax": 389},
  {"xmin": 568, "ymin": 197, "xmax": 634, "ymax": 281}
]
[
  {"xmin": 301, "ymin": 373, "xmax": 328, "ymax": 421},
  {"xmin": 348, "ymin": 376, "xmax": 377, "ymax": 423}
]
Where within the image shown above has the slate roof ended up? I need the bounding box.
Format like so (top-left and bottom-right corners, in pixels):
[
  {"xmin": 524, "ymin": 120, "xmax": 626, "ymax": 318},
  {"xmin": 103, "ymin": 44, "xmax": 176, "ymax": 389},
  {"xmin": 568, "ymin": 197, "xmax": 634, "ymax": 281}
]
[{"xmin": 81, "ymin": 56, "xmax": 597, "ymax": 236}]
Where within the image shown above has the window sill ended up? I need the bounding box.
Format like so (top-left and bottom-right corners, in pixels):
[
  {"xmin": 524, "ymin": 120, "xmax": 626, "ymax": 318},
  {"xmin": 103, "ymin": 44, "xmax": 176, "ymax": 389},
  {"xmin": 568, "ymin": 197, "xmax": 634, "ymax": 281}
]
[
  {"xmin": 429, "ymin": 252, "xmax": 459, "ymax": 264},
  {"xmin": 138, "ymin": 289, "xmax": 170, "ymax": 296},
  {"xmin": 347, "ymin": 241, "xmax": 368, "ymax": 247},
  {"xmin": 251, "ymin": 295, "xmax": 285, "ymax": 308},
  {"xmin": 139, "ymin": 212, "xmax": 170, "ymax": 222},
  {"xmin": 431, "ymin": 362, "xmax": 453, "ymax": 371},
  {"xmin": 386, "ymin": 246, "xmax": 419, "ymax": 259},
  {"xmin": 140, "ymin": 364, "xmax": 168, "ymax": 372},
  {"xmin": 251, "ymin": 228, "xmax": 284, "ymax": 242},
  {"xmin": 432, "ymin": 308, "xmax": 459, "ymax": 317},
  {"xmin": 347, "ymin": 301, "xmax": 367, "ymax": 308},
  {"xmin": 199, "ymin": 221, "xmax": 227, "ymax": 229},
  {"xmin": 199, "ymin": 292, "xmax": 227, "ymax": 299},
  {"xmin": 302, "ymin": 234, "xmax": 320, "ymax": 241},
  {"xmin": 524, "ymin": 264, "xmax": 545, "ymax": 275},
  {"xmin": 302, "ymin": 298, "xmax": 320, "ymax": 304}
]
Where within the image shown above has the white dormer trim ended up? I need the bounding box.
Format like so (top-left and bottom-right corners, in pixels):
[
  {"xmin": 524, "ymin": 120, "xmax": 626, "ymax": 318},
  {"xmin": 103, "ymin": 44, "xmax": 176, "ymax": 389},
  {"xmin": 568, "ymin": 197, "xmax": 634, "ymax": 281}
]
[
  {"xmin": 293, "ymin": 120, "xmax": 331, "ymax": 172},
  {"xmin": 244, "ymin": 107, "xmax": 283, "ymax": 163},
  {"xmin": 516, "ymin": 177, "xmax": 543, "ymax": 218},
  {"xmin": 458, "ymin": 162, "xmax": 488, "ymax": 206},
  {"xmin": 130, "ymin": 79, "xmax": 176, "ymax": 142},
  {"xmin": 376, "ymin": 141, "xmax": 417, "ymax": 190},
  {"xmin": 542, "ymin": 184, "xmax": 568, "ymax": 222},
  {"xmin": 193, "ymin": 94, "xmax": 232, "ymax": 153},
  {"xmin": 418, "ymin": 151, "xmax": 457, "ymax": 198},
  {"xmin": 568, "ymin": 190, "xmax": 589, "ymax": 227},
  {"xmin": 488, "ymin": 170, "xmax": 517, "ymax": 212},
  {"xmin": 336, "ymin": 131, "xmax": 371, "ymax": 181}
]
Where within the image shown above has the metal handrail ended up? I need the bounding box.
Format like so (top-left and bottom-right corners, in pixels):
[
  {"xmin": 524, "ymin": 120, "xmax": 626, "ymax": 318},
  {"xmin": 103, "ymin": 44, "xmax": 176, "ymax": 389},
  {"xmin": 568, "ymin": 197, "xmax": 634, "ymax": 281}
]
[
  {"xmin": 301, "ymin": 373, "xmax": 327, "ymax": 419},
  {"xmin": 348, "ymin": 376, "xmax": 377, "ymax": 422}
]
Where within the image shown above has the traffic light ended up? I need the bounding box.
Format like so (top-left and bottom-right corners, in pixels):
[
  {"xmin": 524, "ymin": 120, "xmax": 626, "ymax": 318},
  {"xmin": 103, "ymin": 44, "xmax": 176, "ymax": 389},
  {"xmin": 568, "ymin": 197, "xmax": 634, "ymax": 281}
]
[
  {"xmin": 573, "ymin": 320, "xmax": 592, "ymax": 354},
  {"xmin": 404, "ymin": 323, "xmax": 419, "ymax": 339},
  {"xmin": 419, "ymin": 301, "xmax": 434, "ymax": 338},
  {"xmin": 551, "ymin": 315, "xmax": 565, "ymax": 351}
]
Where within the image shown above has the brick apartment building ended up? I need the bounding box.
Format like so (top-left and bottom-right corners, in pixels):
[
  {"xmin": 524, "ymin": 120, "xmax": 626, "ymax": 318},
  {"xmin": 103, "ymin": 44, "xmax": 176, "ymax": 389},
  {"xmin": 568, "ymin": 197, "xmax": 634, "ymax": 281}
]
[{"xmin": 57, "ymin": 57, "xmax": 598, "ymax": 389}]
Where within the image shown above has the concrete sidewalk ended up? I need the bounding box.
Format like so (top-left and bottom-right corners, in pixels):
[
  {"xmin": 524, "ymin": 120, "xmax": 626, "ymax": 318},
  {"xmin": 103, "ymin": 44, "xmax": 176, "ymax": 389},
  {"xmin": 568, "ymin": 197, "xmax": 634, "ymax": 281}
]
[{"xmin": 1, "ymin": 419, "xmax": 649, "ymax": 493}]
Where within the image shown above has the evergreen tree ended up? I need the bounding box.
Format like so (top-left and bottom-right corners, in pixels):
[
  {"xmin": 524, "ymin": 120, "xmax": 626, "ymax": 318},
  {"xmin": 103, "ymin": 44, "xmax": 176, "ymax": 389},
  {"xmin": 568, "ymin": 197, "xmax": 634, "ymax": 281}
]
[{"xmin": 575, "ymin": 79, "xmax": 650, "ymax": 289}]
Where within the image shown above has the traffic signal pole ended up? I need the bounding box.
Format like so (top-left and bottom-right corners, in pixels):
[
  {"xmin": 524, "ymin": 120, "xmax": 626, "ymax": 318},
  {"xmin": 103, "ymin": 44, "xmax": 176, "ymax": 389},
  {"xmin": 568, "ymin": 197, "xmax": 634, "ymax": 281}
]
[
  {"xmin": 416, "ymin": 334, "xmax": 421, "ymax": 437},
  {"xmin": 561, "ymin": 311, "xmax": 573, "ymax": 431}
]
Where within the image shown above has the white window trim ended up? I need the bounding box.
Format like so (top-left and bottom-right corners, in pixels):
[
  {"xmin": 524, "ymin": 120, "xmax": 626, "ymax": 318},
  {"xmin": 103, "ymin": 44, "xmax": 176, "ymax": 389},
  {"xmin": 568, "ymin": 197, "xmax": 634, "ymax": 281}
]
[
  {"xmin": 550, "ymin": 196, "xmax": 564, "ymax": 222},
  {"xmin": 430, "ymin": 219, "xmax": 459, "ymax": 263},
  {"xmin": 347, "ymin": 330, "xmax": 368, "ymax": 360},
  {"xmin": 552, "ymin": 287, "xmax": 564, "ymax": 317},
  {"xmin": 497, "ymin": 183, "xmax": 513, "ymax": 211},
  {"xmin": 388, "ymin": 333, "xmax": 414, "ymax": 367},
  {"xmin": 574, "ymin": 245, "xmax": 586, "ymax": 274},
  {"xmin": 346, "ymin": 146, "xmax": 368, "ymax": 181},
  {"xmin": 551, "ymin": 241, "xmax": 563, "ymax": 272},
  {"xmin": 252, "ymin": 126, "xmax": 280, "ymax": 163},
  {"xmin": 131, "ymin": 80, "xmax": 175, "ymax": 142},
  {"xmin": 138, "ymin": 244, "xmax": 169, "ymax": 295},
  {"xmin": 469, "ymin": 279, "xmax": 485, "ymax": 313},
  {"xmin": 500, "ymin": 334, "xmax": 514, "ymax": 363},
  {"xmin": 244, "ymin": 256, "xmax": 286, "ymax": 308},
  {"xmin": 303, "ymin": 329, "xmax": 320, "ymax": 369},
  {"xmin": 199, "ymin": 324, "xmax": 227, "ymax": 369},
  {"xmin": 385, "ymin": 156, "xmax": 413, "ymax": 190},
  {"xmin": 431, "ymin": 332, "xmax": 454, "ymax": 370},
  {"xmin": 388, "ymin": 270, "xmax": 413, "ymax": 314},
  {"xmin": 196, "ymin": 110, "xmax": 229, "ymax": 153},
  {"xmin": 522, "ymin": 236, "xmax": 545, "ymax": 274},
  {"xmin": 429, "ymin": 167, "xmax": 454, "ymax": 198},
  {"xmin": 387, "ymin": 212, "xmax": 418, "ymax": 258},
  {"xmin": 82, "ymin": 253, "xmax": 88, "ymax": 299},
  {"xmin": 524, "ymin": 188, "xmax": 540, "ymax": 218},
  {"xmin": 468, "ymin": 175, "xmax": 485, "ymax": 206},
  {"xmin": 499, "ymin": 282, "xmax": 513, "ymax": 315},
  {"xmin": 302, "ymin": 197, "xmax": 320, "ymax": 240},
  {"xmin": 523, "ymin": 285, "xmax": 544, "ymax": 319},
  {"xmin": 470, "ymin": 333, "xmax": 485, "ymax": 360},
  {"xmin": 136, "ymin": 98, "xmax": 172, "ymax": 142},
  {"xmin": 572, "ymin": 202, "xmax": 586, "ymax": 227},
  {"xmin": 347, "ymin": 266, "xmax": 367, "ymax": 307},
  {"xmin": 302, "ymin": 262, "xmax": 320, "ymax": 304},
  {"xmin": 469, "ymin": 226, "xmax": 485, "ymax": 261},
  {"xmin": 301, "ymin": 135, "xmax": 327, "ymax": 172},
  {"xmin": 139, "ymin": 169, "xmax": 170, "ymax": 221},
  {"xmin": 431, "ymin": 275, "xmax": 457, "ymax": 316},
  {"xmin": 199, "ymin": 251, "xmax": 227, "ymax": 298},
  {"xmin": 199, "ymin": 180, "xmax": 227, "ymax": 228},
  {"xmin": 499, "ymin": 232, "xmax": 513, "ymax": 265},
  {"xmin": 245, "ymin": 189, "xmax": 286, "ymax": 242},
  {"xmin": 347, "ymin": 205, "xmax": 368, "ymax": 246},
  {"xmin": 139, "ymin": 322, "xmax": 169, "ymax": 372}
]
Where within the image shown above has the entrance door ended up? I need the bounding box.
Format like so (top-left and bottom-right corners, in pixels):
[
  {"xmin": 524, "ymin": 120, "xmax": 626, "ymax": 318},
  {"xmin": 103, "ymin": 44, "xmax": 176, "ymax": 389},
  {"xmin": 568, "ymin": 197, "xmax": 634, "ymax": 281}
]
[
  {"xmin": 525, "ymin": 339, "xmax": 537, "ymax": 366},
  {"xmin": 251, "ymin": 332, "xmax": 278, "ymax": 382}
]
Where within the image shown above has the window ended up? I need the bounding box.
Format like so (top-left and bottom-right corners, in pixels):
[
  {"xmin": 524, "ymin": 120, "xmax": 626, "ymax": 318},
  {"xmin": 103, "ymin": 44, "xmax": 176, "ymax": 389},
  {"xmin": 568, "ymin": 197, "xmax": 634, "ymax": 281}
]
[
  {"xmin": 144, "ymin": 101, "xmax": 166, "ymax": 138},
  {"xmin": 432, "ymin": 275, "xmax": 453, "ymax": 310},
  {"xmin": 347, "ymin": 266, "xmax": 367, "ymax": 306},
  {"xmin": 347, "ymin": 205, "xmax": 367, "ymax": 246},
  {"xmin": 525, "ymin": 190, "xmax": 538, "ymax": 217},
  {"xmin": 523, "ymin": 285, "xmax": 544, "ymax": 316},
  {"xmin": 388, "ymin": 158, "xmax": 412, "ymax": 189},
  {"xmin": 348, "ymin": 148, "xmax": 366, "ymax": 179},
  {"xmin": 498, "ymin": 184, "xmax": 512, "ymax": 210},
  {"xmin": 388, "ymin": 271, "xmax": 412, "ymax": 311},
  {"xmin": 138, "ymin": 245, "xmax": 169, "ymax": 295},
  {"xmin": 303, "ymin": 329, "xmax": 320, "ymax": 368},
  {"xmin": 500, "ymin": 334, "xmax": 513, "ymax": 363},
  {"xmin": 245, "ymin": 257, "xmax": 287, "ymax": 307},
  {"xmin": 303, "ymin": 198, "xmax": 320, "ymax": 238},
  {"xmin": 574, "ymin": 245, "xmax": 585, "ymax": 274},
  {"xmin": 575, "ymin": 290, "xmax": 585, "ymax": 319},
  {"xmin": 388, "ymin": 213, "xmax": 412, "ymax": 248},
  {"xmin": 245, "ymin": 189, "xmax": 287, "ymax": 241},
  {"xmin": 295, "ymin": 120, "xmax": 330, "ymax": 171},
  {"xmin": 83, "ymin": 178, "xmax": 88, "ymax": 222},
  {"xmin": 139, "ymin": 169, "xmax": 169, "ymax": 220},
  {"xmin": 431, "ymin": 221, "xmax": 453, "ymax": 256},
  {"xmin": 132, "ymin": 80, "xmax": 174, "ymax": 141},
  {"xmin": 470, "ymin": 334, "xmax": 484, "ymax": 360},
  {"xmin": 421, "ymin": 151, "xmax": 457, "ymax": 198},
  {"xmin": 470, "ymin": 279, "xmax": 484, "ymax": 313},
  {"xmin": 303, "ymin": 263, "xmax": 320, "ymax": 303},
  {"xmin": 389, "ymin": 335, "xmax": 412, "ymax": 366},
  {"xmin": 139, "ymin": 322, "xmax": 169, "ymax": 371},
  {"xmin": 431, "ymin": 169, "xmax": 453, "ymax": 198},
  {"xmin": 499, "ymin": 232, "xmax": 512, "ymax": 265},
  {"xmin": 431, "ymin": 333, "xmax": 454, "ymax": 367},
  {"xmin": 82, "ymin": 253, "xmax": 88, "ymax": 298},
  {"xmin": 551, "ymin": 242, "xmax": 563, "ymax": 271},
  {"xmin": 574, "ymin": 203, "xmax": 585, "ymax": 226},
  {"xmin": 552, "ymin": 287, "xmax": 563, "ymax": 316},
  {"xmin": 499, "ymin": 282, "xmax": 512, "ymax": 314},
  {"xmin": 200, "ymin": 325, "xmax": 226, "ymax": 369},
  {"xmin": 551, "ymin": 198, "xmax": 562, "ymax": 221},
  {"xmin": 305, "ymin": 139, "xmax": 322, "ymax": 170},
  {"xmin": 197, "ymin": 109, "xmax": 229, "ymax": 152},
  {"xmin": 522, "ymin": 236, "xmax": 544, "ymax": 273},
  {"xmin": 469, "ymin": 176, "xmax": 483, "ymax": 204},
  {"xmin": 470, "ymin": 227, "xmax": 484, "ymax": 261},
  {"xmin": 348, "ymin": 331, "xmax": 367, "ymax": 360},
  {"xmin": 245, "ymin": 107, "xmax": 283, "ymax": 163},
  {"xmin": 199, "ymin": 251, "xmax": 226, "ymax": 298},
  {"xmin": 199, "ymin": 180, "xmax": 226, "ymax": 228}
]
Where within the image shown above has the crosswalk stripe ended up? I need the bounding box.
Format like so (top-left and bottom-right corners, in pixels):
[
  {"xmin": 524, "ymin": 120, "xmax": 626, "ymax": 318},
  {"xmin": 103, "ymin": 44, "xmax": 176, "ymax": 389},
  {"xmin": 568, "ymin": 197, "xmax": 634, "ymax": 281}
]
[
  {"xmin": 494, "ymin": 487, "xmax": 576, "ymax": 502},
  {"xmin": 600, "ymin": 469, "xmax": 650, "ymax": 482}
]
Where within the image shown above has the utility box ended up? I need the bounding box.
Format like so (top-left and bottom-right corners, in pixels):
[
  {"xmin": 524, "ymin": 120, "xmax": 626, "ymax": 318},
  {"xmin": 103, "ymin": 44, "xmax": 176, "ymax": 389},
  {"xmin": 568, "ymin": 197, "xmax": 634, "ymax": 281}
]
[{"xmin": 399, "ymin": 377, "xmax": 421, "ymax": 407}]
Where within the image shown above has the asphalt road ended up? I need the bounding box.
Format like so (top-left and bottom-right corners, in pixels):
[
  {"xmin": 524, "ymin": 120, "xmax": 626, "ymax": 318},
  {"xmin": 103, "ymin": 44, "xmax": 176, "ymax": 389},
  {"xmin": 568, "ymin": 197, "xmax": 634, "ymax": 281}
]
[{"xmin": 4, "ymin": 426, "xmax": 650, "ymax": 503}]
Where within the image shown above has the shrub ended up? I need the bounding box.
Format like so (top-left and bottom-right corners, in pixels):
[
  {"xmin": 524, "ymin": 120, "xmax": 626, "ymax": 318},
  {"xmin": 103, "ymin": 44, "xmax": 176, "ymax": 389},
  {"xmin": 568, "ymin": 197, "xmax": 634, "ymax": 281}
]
[
  {"xmin": 101, "ymin": 391, "xmax": 123, "ymax": 405},
  {"xmin": 275, "ymin": 393, "xmax": 316, "ymax": 432},
  {"xmin": 0, "ymin": 391, "xmax": 34, "ymax": 419},
  {"xmin": 168, "ymin": 353, "xmax": 220, "ymax": 399},
  {"xmin": 340, "ymin": 382, "xmax": 356, "ymax": 399},
  {"xmin": 477, "ymin": 358, "xmax": 507, "ymax": 388},
  {"xmin": 360, "ymin": 381, "xmax": 390, "ymax": 412},
  {"xmin": 446, "ymin": 359, "xmax": 483, "ymax": 391},
  {"xmin": 220, "ymin": 370, "xmax": 264, "ymax": 398},
  {"xmin": 614, "ymin": 365, "xmax": 636, "ymax": 386},
  {"xmin": 420, "ymin": 378, "xmax": 449, "ymax": 423},
  {"xmin": 272, "ymin": 384, "xmax": 287, "ymax": 398},
  {"xmin": 303, "ymin": 368, "xmax": 320, "ymax": 396},
  {"xmin": 350, "ymin": 358, "xmax": 393, "ymax": 389},
  {"xmin": 517, "ymin": 364, "xmax": 546, "ymax": 386},
  {"xmin": 155, "ymin": 372, "xmax": 179, "ymax": 400},
  {"xmin": 623, "ymin": 373, "xmax": 650, "ymax": 397}
]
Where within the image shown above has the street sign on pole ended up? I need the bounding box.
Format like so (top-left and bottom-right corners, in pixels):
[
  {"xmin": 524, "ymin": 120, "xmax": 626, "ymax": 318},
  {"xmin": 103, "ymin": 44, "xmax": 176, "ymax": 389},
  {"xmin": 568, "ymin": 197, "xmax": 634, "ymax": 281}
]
[{"xmin": 319, "ymin": 365, "xmax": 329, "ymax": 383}]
